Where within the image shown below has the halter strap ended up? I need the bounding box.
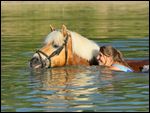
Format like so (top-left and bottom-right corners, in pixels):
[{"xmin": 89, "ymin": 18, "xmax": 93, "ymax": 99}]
[{"xmin": 36, "ymin": 34, "xmax": 69, "ymax": 68}]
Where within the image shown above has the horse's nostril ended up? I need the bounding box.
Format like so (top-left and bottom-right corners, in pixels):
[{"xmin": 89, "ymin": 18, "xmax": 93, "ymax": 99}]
[
  {"xmin": 30, "ymin": 57, "xmax": 46, "ymax": 68},
  {"xmin": 30, "ymin": 57, "xmax": 41, "ymax": 67},
  {"xmin": 30, "ymin": 57, "xmax": 39, "ymax": 64}
]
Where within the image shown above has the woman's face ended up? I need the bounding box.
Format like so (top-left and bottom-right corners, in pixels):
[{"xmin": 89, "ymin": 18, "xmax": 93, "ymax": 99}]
[{"xmin": 97, "ymin": 52, "xmax": 113, "ymax": 66}]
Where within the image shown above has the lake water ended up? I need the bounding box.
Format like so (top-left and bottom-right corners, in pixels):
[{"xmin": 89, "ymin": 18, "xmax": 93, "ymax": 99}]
[{"xmin": 1, "ymin": 2, "xmax": 149, "ymax": 112}]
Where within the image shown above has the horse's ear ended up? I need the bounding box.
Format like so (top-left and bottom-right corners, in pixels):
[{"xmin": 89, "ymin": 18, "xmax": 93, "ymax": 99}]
[
  {"xmin": 61, "ymin": 24, "xmax": 67, "ymax": 36},
  {"xmin": 50, "ymin": 25, "xmax": 55, "ymax": 32}
]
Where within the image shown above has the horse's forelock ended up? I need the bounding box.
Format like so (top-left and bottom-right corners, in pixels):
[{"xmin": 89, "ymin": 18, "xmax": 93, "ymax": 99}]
[{"xmin": 44, "ymin": 31, "xmax": 64, "ymax": 45}]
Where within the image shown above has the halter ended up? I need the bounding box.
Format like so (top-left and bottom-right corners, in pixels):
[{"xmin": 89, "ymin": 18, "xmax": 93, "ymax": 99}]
[{"xmin": 36, "ymin": 33, "xmax": 69, "ymax": 68}]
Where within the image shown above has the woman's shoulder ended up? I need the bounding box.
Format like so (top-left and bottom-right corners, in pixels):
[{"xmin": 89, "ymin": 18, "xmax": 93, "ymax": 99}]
[
  {"xmin": 109, "ymin": 65, "xmax": 122, "ymax": 71},
  {"xmin": 110, "ymin": 63, "xmax": 133, "ymax": 72}
]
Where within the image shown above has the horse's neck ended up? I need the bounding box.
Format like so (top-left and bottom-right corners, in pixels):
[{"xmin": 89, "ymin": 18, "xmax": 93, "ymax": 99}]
[
  {"xmin": 67, "ymin": 53, "xmax": 90, "ymax": 66},
  {"xmin": 66, "ymin": 32, "xmax": 99, "ymax": 66},
  {"xmin": 67, "ymin": 53, "xmax": 98, "ymax": 66}
]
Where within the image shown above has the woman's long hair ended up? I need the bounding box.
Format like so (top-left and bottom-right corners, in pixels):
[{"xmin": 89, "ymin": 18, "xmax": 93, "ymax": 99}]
[{"xmin": 99, "ymin": 45, "xmax": 131, "ymax": 68}]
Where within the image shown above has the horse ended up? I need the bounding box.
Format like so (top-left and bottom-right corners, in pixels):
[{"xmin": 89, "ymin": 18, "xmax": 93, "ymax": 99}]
[
  {"xmin": 30, "ymin": 25, "xmax": 99, "ymax": 69},
  {"xmin": 30, "ymin": 25, "xmax": 149, "ymax": 72}
]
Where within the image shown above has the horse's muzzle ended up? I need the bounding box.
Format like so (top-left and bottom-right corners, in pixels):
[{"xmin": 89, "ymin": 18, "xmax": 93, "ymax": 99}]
[{"xmin": 30, "ymin": 57, "xmax": 46, "ymax": 69}]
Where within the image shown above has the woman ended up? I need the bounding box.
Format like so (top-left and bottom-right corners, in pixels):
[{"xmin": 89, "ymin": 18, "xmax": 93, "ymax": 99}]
[{"xmin": 97, "ymin": 45, "xmax": 133, "ymax": 72}]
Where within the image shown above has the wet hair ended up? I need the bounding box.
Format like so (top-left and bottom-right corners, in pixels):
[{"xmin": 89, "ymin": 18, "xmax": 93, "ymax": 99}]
[{"xmin": 99, "ymin": 45, "xmax": 131, "ymax": 68}]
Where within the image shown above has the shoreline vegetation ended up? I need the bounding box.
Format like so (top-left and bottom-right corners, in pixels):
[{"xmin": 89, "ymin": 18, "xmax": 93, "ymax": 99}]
[
  {"xmin": 1, "ymin": 1, "xmax": 148, "ymax": 4},
  {"xmin": 1, "ymin": 1, "xmax": 149, "ymax": 38}
]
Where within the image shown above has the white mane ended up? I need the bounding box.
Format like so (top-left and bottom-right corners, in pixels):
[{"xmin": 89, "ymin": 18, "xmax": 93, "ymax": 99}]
[
  {"xmin": 71, "ymin": 32, "xmax": 99, "ymax": 60},
  {"xmin": 44, "ymin": 30, "xmax": 100, "ymax": 61}
]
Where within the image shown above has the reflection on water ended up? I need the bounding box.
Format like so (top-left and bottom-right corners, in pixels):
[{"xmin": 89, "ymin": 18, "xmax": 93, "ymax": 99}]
[
  {"xmin": 17, "ymin": 66, "xmax": 149, "ymax": 112},
  {"xmin": 1, "ymin": 1, "xmax": 149, "ymax": 112},
  {"xmin": 1, "ymin": 60, "xmax": 149, "ymax": 112}
]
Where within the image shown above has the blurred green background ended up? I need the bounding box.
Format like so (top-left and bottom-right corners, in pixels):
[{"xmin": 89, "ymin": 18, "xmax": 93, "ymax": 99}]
[{"xmin": 1, "ymin": 1, "xmax": 149, "ymax": 39}]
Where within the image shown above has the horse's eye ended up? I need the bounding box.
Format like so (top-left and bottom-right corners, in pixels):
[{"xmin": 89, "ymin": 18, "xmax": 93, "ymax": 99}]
[{"xmin": 53, "ymin": 44, "xmax": 59, "ymax": 48}]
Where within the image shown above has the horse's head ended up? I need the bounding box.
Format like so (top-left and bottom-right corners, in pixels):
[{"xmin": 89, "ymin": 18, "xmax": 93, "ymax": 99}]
[{"xmin": 30, "ymin": 25, "xmax": 72, "ymax": 69}]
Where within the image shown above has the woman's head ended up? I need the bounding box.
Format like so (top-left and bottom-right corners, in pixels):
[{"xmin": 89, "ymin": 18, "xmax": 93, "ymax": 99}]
[{"xmin": 97, "ymin": 45, "xmax": 128, "ymax": 67}]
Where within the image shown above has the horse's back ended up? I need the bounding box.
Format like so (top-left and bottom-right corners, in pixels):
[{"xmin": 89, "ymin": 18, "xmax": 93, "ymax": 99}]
[{"xmin": 126, "ymin": 59, "xmax": 149, "ymax": 72}]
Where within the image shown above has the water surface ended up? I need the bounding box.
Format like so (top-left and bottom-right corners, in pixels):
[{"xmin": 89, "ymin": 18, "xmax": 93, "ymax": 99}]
[{"xmin": 1, "ymin": 2, "xmax": 149, "ymax": 112}]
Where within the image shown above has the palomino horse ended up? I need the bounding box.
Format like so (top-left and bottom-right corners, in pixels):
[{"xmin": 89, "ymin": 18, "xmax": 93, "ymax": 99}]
[
  {"xmin": 30, "ymin": 25, "xmax": 149, "ymax": 72},
  {"xmin": 30, "ymin": 25, "xmax": 99, "ymax": 68}
]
